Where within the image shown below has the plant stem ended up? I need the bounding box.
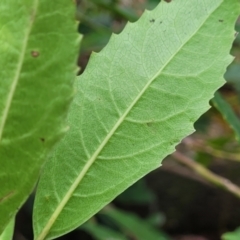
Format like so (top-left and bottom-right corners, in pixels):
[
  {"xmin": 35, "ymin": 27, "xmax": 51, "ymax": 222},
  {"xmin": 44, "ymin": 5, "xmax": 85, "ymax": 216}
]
[
  {"xmin": 200, "ymin": 145, "xmax": 240, "ymax": 162},
  {"xmin": 184, "ymin": 138, "xmax": 240, "ymax": 162},
  {"xmin": 172, "ymin": 151, "xmax": 240, "ymax": 199}
]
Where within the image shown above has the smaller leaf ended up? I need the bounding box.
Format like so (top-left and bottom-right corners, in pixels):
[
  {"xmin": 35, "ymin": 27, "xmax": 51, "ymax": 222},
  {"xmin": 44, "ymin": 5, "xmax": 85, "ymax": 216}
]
[
  {"xmin": 222, "ymin": 227, "xmax": 240, "ymax": 240},
  {"xmin": 224, "ymin": 63, "xmax": 240, "ymax": 99},
  {"xmin": 0, "ymin": 219, "xmax": 14, "ymax": 240},
  {"xmin": 212, "ymin": 91, "xmax": 240, "ymax": 142},
  {"xmin": 82, "ymin": 222, "xmax": 128, "ymax": 240},
  {"xmin": 100, "ymin": 208, "xmax": 170, "ymax": 240},
  {"xmin": 115, "ymin": 179, "xmax": 155, "ymax": 205}
]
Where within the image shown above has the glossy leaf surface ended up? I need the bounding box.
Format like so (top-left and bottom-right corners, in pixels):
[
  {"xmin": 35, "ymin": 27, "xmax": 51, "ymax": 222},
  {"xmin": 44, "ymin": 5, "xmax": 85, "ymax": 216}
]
[
  {"xmin": 33, "ymin": 0, "xmax": 239, "ymax": 239},
  {"xmin": 0, "ymin": 0, "xmax": 79, "ymax": 232}
]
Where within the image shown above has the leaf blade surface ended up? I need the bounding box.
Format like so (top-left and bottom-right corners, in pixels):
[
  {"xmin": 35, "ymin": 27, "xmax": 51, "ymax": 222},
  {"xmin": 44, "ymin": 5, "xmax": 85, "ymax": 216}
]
[
  {"xmin": 34, "ymin": 0, "xmax": 239, "ymax": 239},
  {"xmin": 0, "ymin": 0, "xmax": 79, "ymax": 232},
  {"xmin": 0, "ymin": 219, "xmax": 14, "ymax": 240}
]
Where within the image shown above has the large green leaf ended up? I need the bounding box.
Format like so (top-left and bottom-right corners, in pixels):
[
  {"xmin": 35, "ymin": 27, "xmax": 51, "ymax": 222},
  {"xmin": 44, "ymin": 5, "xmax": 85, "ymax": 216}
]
[
  {"xmin": 0, "ymin": 219, "xmax": 14, "ymax": 240},
  {"xmin": 33, "ymin": 0, "xmax": 239, "ymax": 239},
  {"xmin": 0, "ymin": 0, "xmax": 79, "ymax": 233},
  {"xmin": 212, "ymin": 91, "xmax": 240, "ymax": 142}
]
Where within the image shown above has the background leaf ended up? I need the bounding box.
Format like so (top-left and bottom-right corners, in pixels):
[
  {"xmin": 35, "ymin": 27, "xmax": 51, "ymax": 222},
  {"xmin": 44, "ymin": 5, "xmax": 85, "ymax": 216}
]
[
  {"xmin": 222, "ymin": 227, "xmax": 240, "ymax": 240},
  {"xmin": 115, "ymin": 179, "xmax": 155, "ymax": 205},
  {"xmin": 0, "ymin": 0, "xmax": 80, "ymax": 232},
  {"xmin": 81, "ymin": 221, "xmax": 128, "ymax": 240},
  {"xmin": 33, "ymin": 0, "xmax": 239, "ymax": 239},
  {"xmin": 212, "ymin": 91, "xmax": 240, "ymax": 142},
  {"xmin": 99, "ymin": 207, "xmax": 170, "ymax": 240}
]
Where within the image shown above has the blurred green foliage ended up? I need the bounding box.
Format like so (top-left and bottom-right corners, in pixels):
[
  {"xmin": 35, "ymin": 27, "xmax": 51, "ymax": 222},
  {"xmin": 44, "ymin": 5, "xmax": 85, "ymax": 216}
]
[
  {"xmin": 80, "ymin": 207, "xmax": 169, "ymax": 240},
  {"xmin": 222, "ymin": 227, "xmax": 240, "ymax": 240}
]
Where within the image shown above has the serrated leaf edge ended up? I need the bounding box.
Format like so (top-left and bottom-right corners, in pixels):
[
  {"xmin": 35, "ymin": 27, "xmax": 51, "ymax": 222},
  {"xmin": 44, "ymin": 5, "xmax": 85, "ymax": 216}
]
[{"xmin": 35, "ymin": 1, "xmax": 232, "ymax": 239}]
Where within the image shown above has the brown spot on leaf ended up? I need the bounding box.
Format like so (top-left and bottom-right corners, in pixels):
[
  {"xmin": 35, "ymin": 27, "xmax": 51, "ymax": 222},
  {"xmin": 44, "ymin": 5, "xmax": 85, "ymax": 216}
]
[
  {"xmin": 146, "ymin": 121, "xmax": 154, "ymax": 127},
  {"xmin": 150, "ymin": 19, "xmax": 155, "ymax": 23},
  {"xmin": 146, "ymin": 121, "xmax": 156, "ymax": 135},
  {"xmin": 31, "ymin": 51, "xmax": 39, "ymax": 57},
  {"xmin": 219, "ymin": 19, "xmax": 224, "ymax": 22},
  {"xmin": 45, "ymin": 195, "xmax": 50, "ymax": 201},
  {"xmin": 0, "ymin": 191, "xmax": 15, "ymax": 203},
  {"xmin": 40, "ymin": 138, "xmax": 45, "ymax": 143}
]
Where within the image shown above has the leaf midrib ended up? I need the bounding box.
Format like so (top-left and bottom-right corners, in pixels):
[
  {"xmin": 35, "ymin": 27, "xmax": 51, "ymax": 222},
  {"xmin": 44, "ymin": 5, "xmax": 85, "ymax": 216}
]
[
  {"xmin": 0, "ymin": 0, "xmax": 39, "ymax": 141},
  {"xmin": 37, "ymin": 2, "xmax": 223, "ymax": 239}
]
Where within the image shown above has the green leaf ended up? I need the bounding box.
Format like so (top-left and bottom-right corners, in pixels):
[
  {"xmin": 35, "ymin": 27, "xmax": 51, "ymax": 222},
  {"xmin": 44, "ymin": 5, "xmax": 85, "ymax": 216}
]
[
  {"xmin": 33, "ymin": 0, "xmax": 239, "ymax": 239},
  {"xmin": 225, "ymin": 63, "xmax": 240, "ymax": 89},
  {"xmin": 212, "ymin": 91, "xmax": 240, "ymax": 142},
  {"xmin": 222, "ymin": 227, "xmax": 240, "ymax": 240},
  {"xmin": 81, "ymin": 222, "xmax": 128, "ymax": 240},
  {"xmin": 115, "ymin": 179, "xmax": 155, "ymax": 205},
  {"xmin": 0, "ymin": 0, "xmax": 80, "ymax": 232},
  {"xmin": 100, "ymin": 208, "xmax": 170, "ymax": 240},
  {"xmin": 0, "ymin": 219, "xmax": 14, "ymax": 240},
  {"xmin": 225, "ymin": 63, "xmax": 240, "ymax": 98}
]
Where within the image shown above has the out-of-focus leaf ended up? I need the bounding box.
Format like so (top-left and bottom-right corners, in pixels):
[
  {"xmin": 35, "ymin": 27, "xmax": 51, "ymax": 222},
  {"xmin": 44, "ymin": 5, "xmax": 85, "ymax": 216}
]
[
  {"xmin": 116, "ymin": 180, "xmax": 155, "ymax": 205},
  {"xmin": 195, "ymin": 152, "xmax": 212, "ymax": 167},
  {"xmin": 225, "ymin": 63, "xmax": 240, "ymax": 83},
  {"xmin": 81, "ymin": 222, "xmax": 128, "ymax": 240},
  {"xmin": 0, "ymin": 0, "xmax": 80, "ymax": 232},
  {"xmin": 234, "ymin": 19, "xmax": 240, "ymax": 44},
  {"xmin": 146, "ymin": 0, "xmax": 161, "ymax": 10},
  {"xmin": 222, "ymin": 227, "xmax": 240, "ymax": 240},
  {"xmin": 225, "ymin": 63, "xmax": 240, "ymax": 93},
  {"xmin": 0, "ymin": 219, "xmax": 14, "ymax": 240},
  {"xmin": 212, "ymin": 91, "xmax": 240, "ymax": 142},
  {"xmin": 81, "ymin": 30, "xmax": 111, "ymax": 53},
  {"xmin": 145, "ymin": 213, "xmax": 166, "ymax": 227},
  {"xmin": 90, "ymin": 0, "xmax": 139, "ymax": 21},
  {"xmin": 101, "ymin": 208, "xmax": 170, "ymax": 240}
]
